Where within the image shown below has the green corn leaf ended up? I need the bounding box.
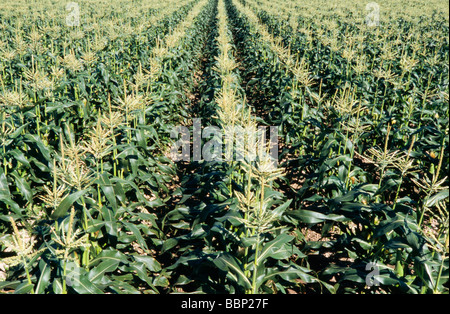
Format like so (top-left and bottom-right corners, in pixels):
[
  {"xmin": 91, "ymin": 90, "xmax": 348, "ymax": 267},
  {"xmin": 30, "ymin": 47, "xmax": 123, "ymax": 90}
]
[
  {"xmin": 97, "ymin": 173, "xmax": 118, "ymax": 212},
  {"xmin": 51, "ymin": 189, "xmax": 88, "ymax": 219},
  {"xmin": 88, "ymin": 259, "xmax": 121, "ymax": 284},
  {"xmin": 125, "ymin": 262, "xmax": 158, "ymax": 292},
  {"xmin": 424, "ymin": 189, "xmax": 449, "ymax": 208},
  {"xmin": 256, "ymin": 234, "xmax": 295, "ymax": 265},
  {"xmin": 287, "ymin": 209, "xmax": 346, "ymax": 224},
  {"xmin": 11, "ymin": 171, "xmax": 33, "ymax": 203},
  {"xmin": 14, "ymin": 282, "xmax": 35, "ymax": 294},
  {"xmin": 100, "ymin": 206, "xmax": 118, "ymax": 238},
  {"xmin": 9, "ymin": 149, "xmax": 30, "ymax": 168},
  {"xmin": 35, "ymin": 261, "xmax": 51, "ymax": 294},
  {"xmin": 133, "ymin": 255, "xmax": 162, "ymax": 272},
  {"xmin": 122, "ymin": 222, "xmax": 148, "ymax": 251},
  {"xmin": 161, "ymin": 237, "xmax": 179, "ymax": 253},
  {"xmin": 213, "ymin": 253, "xmax": 252, "ymax": 290},
  {"xmin": 69, "ymin": 274, "xmax": 104, "ymax": 294},
  {"xmin": 89, "ymin": 249, "xmax": 129, "ymax": 267},
  {"xmin": 374, "ymin": 218, "xmax": 404, "ymax": 238}
]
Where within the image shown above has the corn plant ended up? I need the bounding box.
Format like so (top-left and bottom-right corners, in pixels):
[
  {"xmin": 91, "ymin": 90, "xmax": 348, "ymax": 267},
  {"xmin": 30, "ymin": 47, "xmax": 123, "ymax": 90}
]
[{"xmin": 0, "ymin": 0, "xmax": 448, "ymax": 294}]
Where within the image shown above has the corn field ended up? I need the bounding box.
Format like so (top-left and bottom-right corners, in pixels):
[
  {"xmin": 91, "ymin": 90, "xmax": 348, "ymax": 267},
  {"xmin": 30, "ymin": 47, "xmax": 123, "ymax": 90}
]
[{"xmin": 0, "ymin": 0, "xmax": 448, "ymax": 295}]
